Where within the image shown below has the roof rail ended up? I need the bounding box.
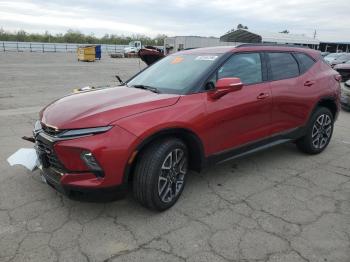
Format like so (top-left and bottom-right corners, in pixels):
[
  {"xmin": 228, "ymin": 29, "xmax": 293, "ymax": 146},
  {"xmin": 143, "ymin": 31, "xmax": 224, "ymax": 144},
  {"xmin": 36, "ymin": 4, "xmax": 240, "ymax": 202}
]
[{"xmin": 236, "ymin": 43, "xmax": 312, "ymax": 49}]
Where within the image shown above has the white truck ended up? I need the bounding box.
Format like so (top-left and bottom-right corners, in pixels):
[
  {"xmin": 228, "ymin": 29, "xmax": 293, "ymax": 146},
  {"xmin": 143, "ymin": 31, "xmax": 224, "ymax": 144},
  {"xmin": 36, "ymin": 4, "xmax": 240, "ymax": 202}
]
[{"xmin": 123, "ymin": 41, "xmax": 142, "ymax": 54}]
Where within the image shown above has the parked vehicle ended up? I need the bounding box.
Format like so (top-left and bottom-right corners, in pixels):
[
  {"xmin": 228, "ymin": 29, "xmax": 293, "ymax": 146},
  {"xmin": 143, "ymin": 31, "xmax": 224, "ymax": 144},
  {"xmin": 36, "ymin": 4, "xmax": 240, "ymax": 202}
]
[
  {"xmin": 138, "ymin": 46, "xmax": 165, "ymax": 66},
  {"xmin": 324, "ymin": 52, "xmax": 344, "ymax": 64},
  {"xmin": 321, "ymin": 52, "xmax": 330, "ymax": 57},
  {"xmin": 33, "ymin": 44, "xmax": 341, "ymax": 210},
  {"xmin": 330, "ymin": 53, "xmax": 350, "ymax": 67},
  {"xmin": 341, "ymin": 80, "xmax": 350, "ymax": 110},
  {"xmin": 334, "ymin": 60, "xmax": 350, "ymax": 81},
  {"xmin": 123, "ymin": 41, "xmax": 142, "ymax": 54}
]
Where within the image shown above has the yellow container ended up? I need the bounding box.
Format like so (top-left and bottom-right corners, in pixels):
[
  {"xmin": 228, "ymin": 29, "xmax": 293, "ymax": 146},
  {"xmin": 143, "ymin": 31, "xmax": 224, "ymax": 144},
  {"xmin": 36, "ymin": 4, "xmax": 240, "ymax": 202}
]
[{"xmin": 77, "ymin": 46, "xmax": 96, "ymax": 62}]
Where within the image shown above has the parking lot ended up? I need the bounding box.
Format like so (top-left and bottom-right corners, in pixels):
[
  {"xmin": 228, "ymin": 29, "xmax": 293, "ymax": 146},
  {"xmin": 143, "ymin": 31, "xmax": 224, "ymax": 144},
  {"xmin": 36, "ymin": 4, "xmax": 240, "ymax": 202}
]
[{"xmin": 0, "ymin": 52, "xmax": 349, "ymax": 262}]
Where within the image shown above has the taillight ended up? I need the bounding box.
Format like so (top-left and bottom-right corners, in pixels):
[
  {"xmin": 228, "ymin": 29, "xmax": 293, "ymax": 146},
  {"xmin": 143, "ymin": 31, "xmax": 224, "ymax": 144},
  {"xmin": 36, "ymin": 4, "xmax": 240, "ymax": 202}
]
[{"xmin": 334, "ymin": 74, "xmax": 342, "ymax": 82}]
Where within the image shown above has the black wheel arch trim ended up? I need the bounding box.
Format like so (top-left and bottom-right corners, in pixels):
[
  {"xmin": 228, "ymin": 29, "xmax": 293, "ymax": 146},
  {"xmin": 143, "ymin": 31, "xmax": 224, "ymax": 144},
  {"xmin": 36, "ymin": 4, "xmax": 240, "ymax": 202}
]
[
  {"xmin": 123, "ymin": 127, "xmax": 206, "ymax": 184},
  {"xmin": 308, "ymin": 96, "xmax": 339, "ymax": 123}
]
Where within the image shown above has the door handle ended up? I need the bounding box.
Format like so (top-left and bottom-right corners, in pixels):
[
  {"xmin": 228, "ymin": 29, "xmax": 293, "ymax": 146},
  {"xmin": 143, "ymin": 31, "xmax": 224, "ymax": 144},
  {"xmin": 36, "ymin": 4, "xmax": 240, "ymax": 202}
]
[
  {"xmin": 304, "ymin": 80, "xmax": 315, "ymax": 87},
  {"xmin": 257, "ymin": 93, "xmax": 269, "ymax": 100}
]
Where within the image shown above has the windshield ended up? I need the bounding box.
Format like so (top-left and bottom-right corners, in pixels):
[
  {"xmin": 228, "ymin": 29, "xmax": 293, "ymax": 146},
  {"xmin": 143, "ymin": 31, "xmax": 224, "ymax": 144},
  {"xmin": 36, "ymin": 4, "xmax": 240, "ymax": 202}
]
[{"xmin": 127, "ymin": 54, "xmax": 221, "ymax": 94}]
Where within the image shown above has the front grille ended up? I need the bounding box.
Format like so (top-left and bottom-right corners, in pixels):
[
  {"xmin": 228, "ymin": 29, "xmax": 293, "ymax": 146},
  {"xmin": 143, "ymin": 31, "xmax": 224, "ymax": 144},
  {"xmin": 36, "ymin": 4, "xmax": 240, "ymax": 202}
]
[
  {"xmin": 41, "ymin": 123, "xmax": 64, "ymax": 137},
  {"xmin": 36, "ymin": 139, "xmax": 65, "ymax": 172}
]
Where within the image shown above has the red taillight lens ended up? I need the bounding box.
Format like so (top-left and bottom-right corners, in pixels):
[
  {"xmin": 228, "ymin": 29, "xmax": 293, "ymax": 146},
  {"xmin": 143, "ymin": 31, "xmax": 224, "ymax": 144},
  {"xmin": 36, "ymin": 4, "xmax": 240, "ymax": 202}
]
[{"xmin": 335, "ymin": 74, "xmax": 342, "ymax": 82}]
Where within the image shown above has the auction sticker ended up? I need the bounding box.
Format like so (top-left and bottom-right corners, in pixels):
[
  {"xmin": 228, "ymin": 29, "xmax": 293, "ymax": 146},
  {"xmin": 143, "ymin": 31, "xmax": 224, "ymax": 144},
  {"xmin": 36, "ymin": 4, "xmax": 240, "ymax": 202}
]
[
  {"xmin": 195, "ymin": 56, "xmax": 218, "ymax": 61},
  {"xmin": 171, "ymin": 57, "xmax": 184, "ymax": 64}
]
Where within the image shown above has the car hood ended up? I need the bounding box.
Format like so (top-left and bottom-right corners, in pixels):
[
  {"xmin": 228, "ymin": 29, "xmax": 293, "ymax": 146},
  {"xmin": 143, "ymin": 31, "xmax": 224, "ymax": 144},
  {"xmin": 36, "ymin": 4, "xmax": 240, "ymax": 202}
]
[
  {"xmin": 324, "ymin": 57, "xmax": 335, "ymax": 62},
  {"xmin": 334, "ymin": 63, "xmax": 350, "ymax": 69},
  {"xmin": 332, "ymin": 60, "xmax": 346, "ymax": 65},
  {"xmin": 41, "ymin": 86, "xmax": 180, "ymax": 130}
]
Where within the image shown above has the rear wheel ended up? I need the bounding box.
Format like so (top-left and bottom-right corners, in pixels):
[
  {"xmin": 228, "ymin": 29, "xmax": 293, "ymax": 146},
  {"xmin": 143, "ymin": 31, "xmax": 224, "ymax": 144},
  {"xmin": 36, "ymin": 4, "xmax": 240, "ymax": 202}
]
[
  {"xmin": 297, "ymin": 107, "xmax": 334, "ymax": 154},
  {"xmin": 133, "ymin": 138, "xmax": 188, "ymax": 211}
]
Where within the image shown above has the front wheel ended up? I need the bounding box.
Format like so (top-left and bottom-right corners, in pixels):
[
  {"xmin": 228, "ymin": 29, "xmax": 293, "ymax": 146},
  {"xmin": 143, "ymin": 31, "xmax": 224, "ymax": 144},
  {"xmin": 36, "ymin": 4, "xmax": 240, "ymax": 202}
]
[
  {"xmin": 133, "ymin": 138, "xmax": 188, "ymax": 211},
  {"xmin": 297, "ymin": 107, "xmax": 334, "ymax": 154}
]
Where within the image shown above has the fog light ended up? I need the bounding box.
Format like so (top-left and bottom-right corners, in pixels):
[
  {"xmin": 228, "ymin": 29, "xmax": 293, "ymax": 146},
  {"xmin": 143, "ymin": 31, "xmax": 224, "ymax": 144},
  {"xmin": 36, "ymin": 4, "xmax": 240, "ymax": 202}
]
[{"xmin": 80, "ymin": 151, "xmax": 104, "ymax": 177}]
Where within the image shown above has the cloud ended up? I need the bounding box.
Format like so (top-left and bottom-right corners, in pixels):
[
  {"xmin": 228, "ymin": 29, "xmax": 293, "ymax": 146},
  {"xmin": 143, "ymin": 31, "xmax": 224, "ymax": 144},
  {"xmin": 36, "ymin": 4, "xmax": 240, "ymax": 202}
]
[{"xmin": 0, "ymin": 0, "xmax": 349, "ymax": 41}]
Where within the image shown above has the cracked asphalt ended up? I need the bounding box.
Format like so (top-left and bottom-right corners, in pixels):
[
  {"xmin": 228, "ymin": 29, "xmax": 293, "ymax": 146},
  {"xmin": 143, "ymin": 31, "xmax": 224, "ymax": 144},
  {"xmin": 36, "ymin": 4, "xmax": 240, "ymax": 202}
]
[{"xmin": 0, "ymin": 52, "xmax": 349, "ymax": 262}]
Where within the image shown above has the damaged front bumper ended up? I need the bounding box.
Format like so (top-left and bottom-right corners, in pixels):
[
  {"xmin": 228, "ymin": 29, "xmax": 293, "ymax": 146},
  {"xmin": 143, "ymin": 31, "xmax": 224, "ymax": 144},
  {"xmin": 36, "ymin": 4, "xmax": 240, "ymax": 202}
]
[{"xmin": 29, "ymin": 121, "xmax": 131, "ymax": 199}]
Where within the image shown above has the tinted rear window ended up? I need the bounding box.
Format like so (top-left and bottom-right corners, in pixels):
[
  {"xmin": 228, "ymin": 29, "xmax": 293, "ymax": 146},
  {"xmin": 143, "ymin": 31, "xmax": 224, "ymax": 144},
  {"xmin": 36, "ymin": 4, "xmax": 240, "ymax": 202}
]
[
  {"xmin": 294, "ymin": 53, "xmax": 316, "ymax": 74},
  {"xmin": 268, "ymin": 52, "xmax": 299, "ymax": 81}
]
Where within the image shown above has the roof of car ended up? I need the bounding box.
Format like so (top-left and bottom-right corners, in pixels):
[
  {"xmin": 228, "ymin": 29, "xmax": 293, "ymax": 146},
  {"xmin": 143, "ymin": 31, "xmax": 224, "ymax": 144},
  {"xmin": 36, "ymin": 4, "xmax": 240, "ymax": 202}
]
[
  {"xmin": 177, "ymin": 44, "xmax": 321, "ymax": 60},
  {"xmin": 177, "ymin": 46, "xmax": 237, "ymax": 54}
]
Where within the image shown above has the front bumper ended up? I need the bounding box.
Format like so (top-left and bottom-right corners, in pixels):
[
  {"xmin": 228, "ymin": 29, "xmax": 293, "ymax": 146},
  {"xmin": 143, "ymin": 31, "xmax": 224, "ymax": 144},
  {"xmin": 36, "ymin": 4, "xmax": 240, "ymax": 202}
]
[
  {"xmin": 34, "ymin": 124, "xmax": 139, "ymax": 195},
  {"xmin": 40, "ymin": 166, "xmax": 128, "ymax": 198}
]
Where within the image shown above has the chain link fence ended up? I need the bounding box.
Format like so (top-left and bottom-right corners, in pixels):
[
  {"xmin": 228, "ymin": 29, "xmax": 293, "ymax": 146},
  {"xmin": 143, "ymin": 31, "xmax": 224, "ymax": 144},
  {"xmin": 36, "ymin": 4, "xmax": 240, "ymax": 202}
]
[{"xmin": 0, "ymin": 41, "xmax": 129, "ymax": 53}]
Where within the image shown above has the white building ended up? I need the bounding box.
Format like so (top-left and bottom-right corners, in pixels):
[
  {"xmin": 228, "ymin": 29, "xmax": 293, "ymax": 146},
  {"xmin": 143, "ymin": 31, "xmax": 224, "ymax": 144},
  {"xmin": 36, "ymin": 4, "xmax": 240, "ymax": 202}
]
[
  {"xmin": 164, "ymin": 36, "xmax": 238, "ymax": 54},
  {"xmin": 220, "ymin": 29, "xmax": 320, "ymax": 49},
  {"xmin": 164, "ymin": 30, "xmax": 320, "ymax": 54}
]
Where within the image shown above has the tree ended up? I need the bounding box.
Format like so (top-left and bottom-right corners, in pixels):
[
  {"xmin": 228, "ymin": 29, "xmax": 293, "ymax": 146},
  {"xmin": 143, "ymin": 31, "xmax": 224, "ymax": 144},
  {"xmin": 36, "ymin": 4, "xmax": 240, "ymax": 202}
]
[
  {"xmin": 0, "ymin": 28, "xmax": 165, "ymax": 45},
  {"xmin": 16, "ymin": 30, "xmax": 27, "ymax": 42},
  {"xmin": 225, "ymin": 23, "xmax": 248, "ymax": 34},
  {"xmin": 153, "ymin": 34, "xmax": 167, "ymax": 46},
  {"xmin": 237, "ymin": 24, "xmax": 248, "ymax": 30},
  {"xmin": 279, "ymin": 30, "xmax": 290, "ymax": 34}
]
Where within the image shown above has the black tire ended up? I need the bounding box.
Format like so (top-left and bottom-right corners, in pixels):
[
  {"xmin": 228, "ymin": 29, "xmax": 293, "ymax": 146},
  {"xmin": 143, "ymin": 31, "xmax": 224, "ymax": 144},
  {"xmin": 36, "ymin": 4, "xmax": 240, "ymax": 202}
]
[
  {"xmin": 133, "ymin": 138, "xmax": 188, "ymax": 211},
  {"xmin": 297, "ymin": 107, "xmax": 334, "ymax": 154}
]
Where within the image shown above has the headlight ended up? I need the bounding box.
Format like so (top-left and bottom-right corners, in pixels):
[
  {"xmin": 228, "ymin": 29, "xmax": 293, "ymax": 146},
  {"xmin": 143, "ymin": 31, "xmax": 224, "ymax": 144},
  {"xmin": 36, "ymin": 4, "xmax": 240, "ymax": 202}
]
[{"xmin": 58, "ymin": 126, "xmax": 112, "ymax": 138}]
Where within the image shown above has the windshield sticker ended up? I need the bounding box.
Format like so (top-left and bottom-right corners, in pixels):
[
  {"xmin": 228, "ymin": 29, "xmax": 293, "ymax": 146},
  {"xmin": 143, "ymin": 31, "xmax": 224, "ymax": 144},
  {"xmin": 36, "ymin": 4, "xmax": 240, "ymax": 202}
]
[
  {"xmin": 171, "ymin": 57, "xmax": 184, "ymax": 64},
  {"xmin": 195, "ymin": 56, "xmax": 218, "ymax": 61}
]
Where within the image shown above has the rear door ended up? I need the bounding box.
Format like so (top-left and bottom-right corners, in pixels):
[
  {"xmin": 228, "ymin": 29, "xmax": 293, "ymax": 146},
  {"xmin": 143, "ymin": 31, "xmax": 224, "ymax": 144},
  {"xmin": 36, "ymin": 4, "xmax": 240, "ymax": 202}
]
[
  {"xmin": 266, "ymin": 52, "xmax": 316, "ymax": 135},
  {"xmin": 204, "ymin": 52, "xmax": 273, "ymax": 154}
]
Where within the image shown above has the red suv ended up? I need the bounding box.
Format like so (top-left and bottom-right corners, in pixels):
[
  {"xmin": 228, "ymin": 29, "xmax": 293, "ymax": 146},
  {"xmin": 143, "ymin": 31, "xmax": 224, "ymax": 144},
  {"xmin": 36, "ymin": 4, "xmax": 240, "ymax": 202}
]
[{"xmin": 34, "ymin": 45, "xmax": 341, "ymax": 210}]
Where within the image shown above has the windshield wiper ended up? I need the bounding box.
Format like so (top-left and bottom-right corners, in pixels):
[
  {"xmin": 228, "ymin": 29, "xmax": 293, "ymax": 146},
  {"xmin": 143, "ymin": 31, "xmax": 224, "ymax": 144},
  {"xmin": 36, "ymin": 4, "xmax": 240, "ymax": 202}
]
[{"xmin": 131, "ymin": 85, "xmax": 160, "ymax": 94}]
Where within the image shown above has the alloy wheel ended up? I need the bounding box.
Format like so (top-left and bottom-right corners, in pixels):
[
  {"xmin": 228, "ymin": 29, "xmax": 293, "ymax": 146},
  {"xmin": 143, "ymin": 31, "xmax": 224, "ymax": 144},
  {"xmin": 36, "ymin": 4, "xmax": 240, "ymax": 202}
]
[
  {"xmin": 311, "ymin": 114, "xmax": 332, "ymax": 149},
  {"xmin": 158, "ymin": 148, "xmax": 187, "ymax": 203}
]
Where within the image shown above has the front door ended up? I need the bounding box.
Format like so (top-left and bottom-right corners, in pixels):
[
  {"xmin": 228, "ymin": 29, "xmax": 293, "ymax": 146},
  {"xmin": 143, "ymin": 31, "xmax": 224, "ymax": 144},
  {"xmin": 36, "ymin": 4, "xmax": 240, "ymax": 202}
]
[{"xmin": 204, "ymin": 52, "xmax": 272, "ymax": 155}]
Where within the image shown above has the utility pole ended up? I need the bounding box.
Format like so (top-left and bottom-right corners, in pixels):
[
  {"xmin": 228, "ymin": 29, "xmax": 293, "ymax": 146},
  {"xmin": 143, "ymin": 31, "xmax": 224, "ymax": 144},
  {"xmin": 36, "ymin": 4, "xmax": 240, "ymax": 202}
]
[{"xmin": 313, "ymin": 30, "xmax": 317, "ymax": 39}]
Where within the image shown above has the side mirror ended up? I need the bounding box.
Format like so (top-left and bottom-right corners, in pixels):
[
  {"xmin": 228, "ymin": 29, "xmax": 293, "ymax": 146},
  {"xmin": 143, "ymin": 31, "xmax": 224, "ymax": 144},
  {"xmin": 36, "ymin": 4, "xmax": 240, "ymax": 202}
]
[{"xmin": 209, "ymin": 77, "xmax": 243, "ymax": 99}]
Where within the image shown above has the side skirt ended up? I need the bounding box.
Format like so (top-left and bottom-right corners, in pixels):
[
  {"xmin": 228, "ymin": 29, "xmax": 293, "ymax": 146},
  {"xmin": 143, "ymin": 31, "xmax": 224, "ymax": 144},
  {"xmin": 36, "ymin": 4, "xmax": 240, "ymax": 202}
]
[{"xmin": 206, "ymin": 127, "xmax": 305, "ymax": 166}]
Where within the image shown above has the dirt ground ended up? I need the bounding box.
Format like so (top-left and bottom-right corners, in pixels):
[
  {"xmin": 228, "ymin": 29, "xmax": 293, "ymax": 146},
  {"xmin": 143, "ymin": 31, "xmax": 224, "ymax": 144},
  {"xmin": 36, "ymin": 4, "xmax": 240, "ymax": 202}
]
[{"xmin": 0, "ymin": 52, "xmax": 349, "ymax": 262}]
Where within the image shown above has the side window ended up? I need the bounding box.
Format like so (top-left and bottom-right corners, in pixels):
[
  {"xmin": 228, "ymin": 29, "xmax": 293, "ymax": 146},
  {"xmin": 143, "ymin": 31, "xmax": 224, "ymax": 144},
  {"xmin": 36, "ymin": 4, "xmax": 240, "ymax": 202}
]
[
  {"xmin": 294, "ymin": 53, "xmax": 316, "ymax": 74},
  {"xmin": 218, "ymin": 53, "xmax": 262, "ymax": 85},
  {"xmin": 267, "ymin": 52, "xmax": 299, "ymax": 81}
]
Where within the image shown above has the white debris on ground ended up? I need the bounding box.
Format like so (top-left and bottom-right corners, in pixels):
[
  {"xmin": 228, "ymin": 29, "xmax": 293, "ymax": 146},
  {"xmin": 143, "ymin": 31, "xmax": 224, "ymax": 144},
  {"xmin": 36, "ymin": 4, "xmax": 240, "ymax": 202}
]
[{"xmin": 7, "ymin": 148, "xmax": 38, "ymax": 171}]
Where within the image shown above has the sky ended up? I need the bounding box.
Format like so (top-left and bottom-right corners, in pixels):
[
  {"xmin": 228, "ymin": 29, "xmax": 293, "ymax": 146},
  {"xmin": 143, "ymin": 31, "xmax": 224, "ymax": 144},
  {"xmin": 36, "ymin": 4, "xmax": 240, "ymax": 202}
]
[{"xmin": 0, "ymin": 0, "xmax": 349, "ymax": 42}]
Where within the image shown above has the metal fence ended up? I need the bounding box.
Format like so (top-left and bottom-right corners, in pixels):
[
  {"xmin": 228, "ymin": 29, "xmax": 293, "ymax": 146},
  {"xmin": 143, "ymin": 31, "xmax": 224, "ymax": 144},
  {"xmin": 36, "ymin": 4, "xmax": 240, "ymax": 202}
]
[{"xmin": 0, "ymin": 41, "xmax": 129, "ymax": 53}]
